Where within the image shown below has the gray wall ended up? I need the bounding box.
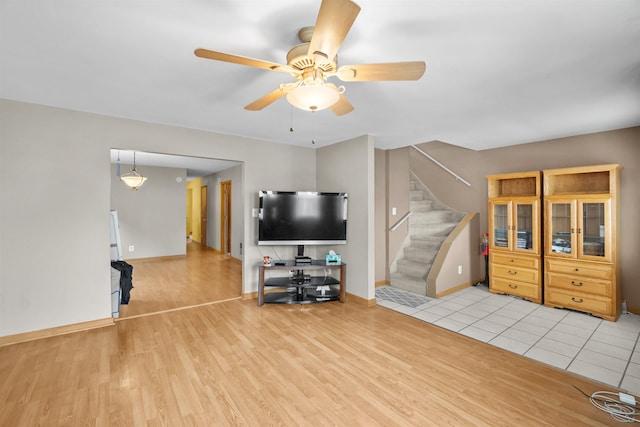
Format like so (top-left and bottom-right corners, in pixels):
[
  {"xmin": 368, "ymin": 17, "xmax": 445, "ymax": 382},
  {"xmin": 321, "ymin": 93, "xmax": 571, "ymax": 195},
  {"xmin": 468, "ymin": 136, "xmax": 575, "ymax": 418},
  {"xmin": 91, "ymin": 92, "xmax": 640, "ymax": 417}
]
[
  {"xmin": 202, "ymin": 164, "xmax": 243, "ymax": 259},
  {"xmin": 385, "ymin": 149, "xmax": 411, "ymax": 282},
  {"xmin": 317, "ymin": 135, "xmax": 375, "ymax": 300},
  {"xmin": 374, "ymin": 149, "xmax": 388, "ymax": 283},
  {"xmin": 1, "ymin": 99, "xmax": 347, "ymax": 337},
  {"xmin": 110, "ymin": 164, "xmax": 187, "ymax": 259}
]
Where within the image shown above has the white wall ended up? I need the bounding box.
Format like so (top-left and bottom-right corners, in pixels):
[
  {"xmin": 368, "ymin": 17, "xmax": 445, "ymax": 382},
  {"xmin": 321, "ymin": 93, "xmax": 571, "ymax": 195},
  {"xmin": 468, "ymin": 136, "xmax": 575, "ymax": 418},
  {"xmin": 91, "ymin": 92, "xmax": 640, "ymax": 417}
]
[
  {"xmin": 110, "ymin": 164, "xmax": 187, "ymax": 259},
  {"xmin": 316, "ymin": 135, "xmax": 375, "ymax": 301},
  {"xmin": 0, "ymin": 99, "xmax": 323, "ymax": 337}
]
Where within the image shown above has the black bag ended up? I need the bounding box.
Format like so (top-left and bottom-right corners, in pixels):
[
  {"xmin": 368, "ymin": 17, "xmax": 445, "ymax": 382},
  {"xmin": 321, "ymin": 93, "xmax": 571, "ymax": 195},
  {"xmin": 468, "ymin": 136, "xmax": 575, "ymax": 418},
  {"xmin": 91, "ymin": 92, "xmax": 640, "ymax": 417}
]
[{"xmin": 110, "ymin": 261, "xmax": 134, "ymax": 304}]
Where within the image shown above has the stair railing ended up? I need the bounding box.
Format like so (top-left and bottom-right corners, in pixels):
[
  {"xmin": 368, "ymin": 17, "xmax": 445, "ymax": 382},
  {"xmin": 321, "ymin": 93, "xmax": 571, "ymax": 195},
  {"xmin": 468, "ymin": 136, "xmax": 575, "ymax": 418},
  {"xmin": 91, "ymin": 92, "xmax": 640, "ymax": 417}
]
[
  {"xmin": 389, "ymin": 211, "xmax": 412, "ymax": 232},
  {"xmin": 411, "ymin": 145, "xmax": 471, "ymax": 187}
]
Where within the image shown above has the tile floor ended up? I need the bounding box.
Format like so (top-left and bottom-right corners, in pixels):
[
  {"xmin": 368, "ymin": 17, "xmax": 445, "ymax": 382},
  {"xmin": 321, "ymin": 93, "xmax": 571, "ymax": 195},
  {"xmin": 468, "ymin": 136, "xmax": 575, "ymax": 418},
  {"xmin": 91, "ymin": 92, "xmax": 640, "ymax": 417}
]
[{"xmin": 376, "ymin": 284, "xmax": 640, "ymax": 395}]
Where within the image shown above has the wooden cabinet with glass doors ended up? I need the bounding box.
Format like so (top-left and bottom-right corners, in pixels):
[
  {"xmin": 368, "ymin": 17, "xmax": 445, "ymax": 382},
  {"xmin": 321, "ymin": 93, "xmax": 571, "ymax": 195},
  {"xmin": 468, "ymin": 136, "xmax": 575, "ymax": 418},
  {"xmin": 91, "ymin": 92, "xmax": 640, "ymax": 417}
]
[
  {"xmin": 543, "ymin": 164, "xmax": 621, "ymax": 321},
  {"xmin": 487, "ymin": 171, "xmax": 542, "ymax": 303}
]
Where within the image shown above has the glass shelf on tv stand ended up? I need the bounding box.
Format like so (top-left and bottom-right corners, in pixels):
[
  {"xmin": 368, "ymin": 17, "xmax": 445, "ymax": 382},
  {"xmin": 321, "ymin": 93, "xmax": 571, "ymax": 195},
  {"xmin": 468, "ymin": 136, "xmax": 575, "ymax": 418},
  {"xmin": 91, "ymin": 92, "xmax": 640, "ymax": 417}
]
[{"xmin": 257, "ymin": 260, "xmax": 346, "ymax": 306}]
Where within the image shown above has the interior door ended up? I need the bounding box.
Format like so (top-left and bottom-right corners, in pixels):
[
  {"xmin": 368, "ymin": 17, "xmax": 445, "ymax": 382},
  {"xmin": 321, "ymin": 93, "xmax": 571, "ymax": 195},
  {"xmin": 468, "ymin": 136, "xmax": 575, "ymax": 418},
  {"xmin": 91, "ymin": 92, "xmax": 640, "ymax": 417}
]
[
  {"xmin": 220, "ymin": 180, "xmax": 232, "ymax": 254},
  {"xmin": 200, "ymin": 186, "xmax": 207, "ymax": 248},
  {"xmin": 186, "ymin": 188, "xmax": 193, "ymax": 239}
]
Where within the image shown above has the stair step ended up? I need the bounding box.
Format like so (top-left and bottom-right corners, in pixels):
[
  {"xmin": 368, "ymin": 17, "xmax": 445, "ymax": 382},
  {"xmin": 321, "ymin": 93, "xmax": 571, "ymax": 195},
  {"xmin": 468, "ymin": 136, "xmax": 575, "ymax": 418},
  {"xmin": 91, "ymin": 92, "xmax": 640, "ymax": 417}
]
[
  {"xmin": 409, "ymin": 236, "xmax": 443, "ymax": 249},
  {"xmin": 411, "ymin": 202, "xmax": 437, "ymax": 213},
  {"xmin": 390, "ymin": 272, "xmax": 427, "ymax": 296},
  {"xmin": 410, "ymin": 210, "xmax": 460, "ymax": 224},
  {"xmin": 404, "ymin": 246, "xmax": 438, "ymax": 262},
  {"xmin": 409, "ymin": 222, "xmax": 458, "ymax": 236},
  {"xmin": 410, "ymin": 190, "xmax": 425, "ymax": 201},
  {"xmin": 397, "ymin": 259, "xmax": 432, "ymax": 278}
]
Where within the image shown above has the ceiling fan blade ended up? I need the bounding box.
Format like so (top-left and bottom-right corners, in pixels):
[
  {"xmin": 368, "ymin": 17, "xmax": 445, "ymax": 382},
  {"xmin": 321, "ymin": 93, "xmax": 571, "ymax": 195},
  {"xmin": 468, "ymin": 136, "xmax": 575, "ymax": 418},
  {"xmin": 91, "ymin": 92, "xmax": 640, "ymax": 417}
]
[
  {"xmin": 331, "ymin": 93, "xmax": 353, "ymax": 116},
  {"xmin": 244, "ymin": 88, "xmax": 287, "ymax": 111},
  {"xmin": 337, "ymin": 62, "xmax": 426, "ymax": 81},
  {"xmin": 325, "ymin": 84, "xmax": 352, "ymax": 115},
  {"xmin": 307, "ymin": 0, "xmax": 361, "ymax": 62},
  {"xmin": 195, "ymin": 48, "xmax": 291, "ymax": 73}
]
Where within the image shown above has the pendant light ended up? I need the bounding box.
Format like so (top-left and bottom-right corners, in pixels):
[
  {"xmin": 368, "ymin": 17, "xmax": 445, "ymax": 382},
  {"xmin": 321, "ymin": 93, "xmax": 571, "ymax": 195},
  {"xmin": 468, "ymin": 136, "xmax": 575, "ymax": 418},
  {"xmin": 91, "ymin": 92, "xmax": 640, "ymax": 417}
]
[{"xmin": 120, "ymin": 151, "xmax": 147, "ymax": 190}]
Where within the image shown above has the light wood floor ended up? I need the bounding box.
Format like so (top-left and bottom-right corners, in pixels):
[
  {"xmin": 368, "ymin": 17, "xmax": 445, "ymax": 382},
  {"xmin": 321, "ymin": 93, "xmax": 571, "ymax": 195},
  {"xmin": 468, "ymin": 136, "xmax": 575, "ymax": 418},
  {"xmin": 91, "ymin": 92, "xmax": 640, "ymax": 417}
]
[
  {"xmin": 119, "ymin": 242, "xmax": 242, "ymax": 318},
  {"xmin": 0, "ymin": 253, "xmax": 620, "ymax": 425}
]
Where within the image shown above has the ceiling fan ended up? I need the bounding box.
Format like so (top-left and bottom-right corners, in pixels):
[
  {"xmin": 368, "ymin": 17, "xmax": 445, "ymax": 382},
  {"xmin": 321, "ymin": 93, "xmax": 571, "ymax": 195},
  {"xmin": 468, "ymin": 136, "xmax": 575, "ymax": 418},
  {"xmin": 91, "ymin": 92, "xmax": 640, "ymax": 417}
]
[{"xmin": 194, "ymin": 0, "xmax": 426, "ymax": 116}]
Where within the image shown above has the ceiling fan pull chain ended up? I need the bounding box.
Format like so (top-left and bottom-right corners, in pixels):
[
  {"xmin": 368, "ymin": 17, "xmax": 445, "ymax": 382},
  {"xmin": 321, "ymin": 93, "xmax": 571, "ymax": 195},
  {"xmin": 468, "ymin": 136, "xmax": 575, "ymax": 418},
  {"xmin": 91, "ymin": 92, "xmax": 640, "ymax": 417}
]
[
  {"xmin": 290, "ymin": 106, "xmax": 294, "ymax": 133},
  {"xmin": 312, "ymin": 112, "xmax": 316, "ymax": 145}
]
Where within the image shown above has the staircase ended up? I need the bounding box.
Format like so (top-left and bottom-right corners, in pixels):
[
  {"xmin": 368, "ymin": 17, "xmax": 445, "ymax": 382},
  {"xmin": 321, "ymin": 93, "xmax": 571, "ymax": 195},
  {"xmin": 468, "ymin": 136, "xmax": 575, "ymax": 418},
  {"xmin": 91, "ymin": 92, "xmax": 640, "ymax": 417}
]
[{"xmin": 390, "ymin": 175, "xmax": 465, "ymax": 296}]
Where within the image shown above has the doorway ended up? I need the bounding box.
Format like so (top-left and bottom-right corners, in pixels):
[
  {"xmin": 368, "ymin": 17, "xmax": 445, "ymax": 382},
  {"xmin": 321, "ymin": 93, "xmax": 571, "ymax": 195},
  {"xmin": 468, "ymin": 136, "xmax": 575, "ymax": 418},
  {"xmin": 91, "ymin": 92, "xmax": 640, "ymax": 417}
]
[
  {"xmin": 109, "ymin": 149, "xmax": 243, "ymax": 318},
  {"xmin": 201, "ymin": 185, "xmax": 208, "ymax": 247},
  {"xmin": 186, "ymin": 188, "xmax": 193, "ymax": 239},
  {"xmin": 220, "ymin": 180, "xmax": 232, "ymax": 254}
]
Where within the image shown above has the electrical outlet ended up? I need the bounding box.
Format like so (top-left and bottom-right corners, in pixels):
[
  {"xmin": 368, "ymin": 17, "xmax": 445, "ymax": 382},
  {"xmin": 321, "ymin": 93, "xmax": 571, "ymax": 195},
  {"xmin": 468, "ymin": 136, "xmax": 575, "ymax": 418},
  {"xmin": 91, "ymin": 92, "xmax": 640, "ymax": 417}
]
[
  {"xmin": 129, "ymin": 245, "xmax": 135, "ymax": 252},
  {"xmin": 392, "ymin": 207, "xmax": 397, "ymax": 215},
  {"xmin": 457, "ymin": 265, "xmax": 462, "ymax": 275}
]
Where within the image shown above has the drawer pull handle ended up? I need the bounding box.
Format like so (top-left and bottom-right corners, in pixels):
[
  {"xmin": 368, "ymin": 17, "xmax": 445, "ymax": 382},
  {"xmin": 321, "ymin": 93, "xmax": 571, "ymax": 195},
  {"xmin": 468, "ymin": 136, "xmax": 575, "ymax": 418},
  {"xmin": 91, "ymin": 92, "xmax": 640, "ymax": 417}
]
[
  {"xmin": 571, "ymin": 281, "xmax": 584, "ymax": 287},
  {"xmin": 571, "ymin": 297, "xmax": 583, "ymax": 303},
  {"xmin": 508, "ymin": 284, "xmax": 518, "ymax": 289},
  {"xmin": 510, "ymin": 259, "xmax": 515, "ymax": 263},
  {"xmin": 575, "ymin": 268, "xmax": 579, "ymax": 272},
  {"xmin": 508, "ymin": 270, "xmax": 517, "ymax": 275}
]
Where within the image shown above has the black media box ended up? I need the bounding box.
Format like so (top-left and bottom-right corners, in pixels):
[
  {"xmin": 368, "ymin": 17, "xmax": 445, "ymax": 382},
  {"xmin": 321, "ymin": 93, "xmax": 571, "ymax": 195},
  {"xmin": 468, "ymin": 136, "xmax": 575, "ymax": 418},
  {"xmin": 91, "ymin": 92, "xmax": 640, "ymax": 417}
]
[{"xmin": 294, "ymin": 256, "xmax": 312, "ymax": 266}]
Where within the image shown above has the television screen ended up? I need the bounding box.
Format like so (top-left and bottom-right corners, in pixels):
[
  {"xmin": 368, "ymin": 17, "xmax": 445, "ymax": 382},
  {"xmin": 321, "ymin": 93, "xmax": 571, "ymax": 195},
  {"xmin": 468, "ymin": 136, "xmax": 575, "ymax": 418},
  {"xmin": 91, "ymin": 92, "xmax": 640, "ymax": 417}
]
[{"xmin": 258, "ymin": 191, "xmax": 348, "ymax": 245}]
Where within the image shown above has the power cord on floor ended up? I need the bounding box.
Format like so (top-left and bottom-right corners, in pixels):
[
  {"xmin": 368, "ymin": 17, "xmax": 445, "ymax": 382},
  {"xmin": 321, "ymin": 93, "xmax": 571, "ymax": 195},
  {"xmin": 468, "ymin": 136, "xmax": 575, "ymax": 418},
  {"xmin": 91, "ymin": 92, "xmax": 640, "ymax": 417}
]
[{"xmin": 574, "ymin": 385, "xmax": 640, "ymax": 422}]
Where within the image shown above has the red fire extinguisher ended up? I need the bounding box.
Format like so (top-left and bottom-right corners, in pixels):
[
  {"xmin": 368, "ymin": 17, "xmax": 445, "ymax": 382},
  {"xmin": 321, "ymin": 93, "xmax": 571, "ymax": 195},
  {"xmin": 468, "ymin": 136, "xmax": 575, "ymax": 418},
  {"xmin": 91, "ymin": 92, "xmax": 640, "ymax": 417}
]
[
  {"xmin": 481, "ymin": 232, "xmax": 489, "ymax": 256},
  {"xmin": 475, "ymin": 233, "xmax": 490, "ymax": 287}
]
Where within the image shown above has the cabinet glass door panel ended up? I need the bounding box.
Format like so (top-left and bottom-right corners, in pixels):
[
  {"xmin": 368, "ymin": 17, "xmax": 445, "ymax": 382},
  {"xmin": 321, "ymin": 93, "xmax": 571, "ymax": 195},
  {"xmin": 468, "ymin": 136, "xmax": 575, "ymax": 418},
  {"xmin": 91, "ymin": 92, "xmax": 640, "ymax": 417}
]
[
  {"xmin": 515, "ymin": 203, "xmax": 534, "ymax": 251},
  {"xmin": 580, "ymin": 201, "xmax": 608, "ymax": 259},
  {"xmin": 550, "ymin": 202, "xmax": 574, "ymax": 255},
  {"xmin": 492, "ymin": 202, "xmax": 509, "ymax": 249}
]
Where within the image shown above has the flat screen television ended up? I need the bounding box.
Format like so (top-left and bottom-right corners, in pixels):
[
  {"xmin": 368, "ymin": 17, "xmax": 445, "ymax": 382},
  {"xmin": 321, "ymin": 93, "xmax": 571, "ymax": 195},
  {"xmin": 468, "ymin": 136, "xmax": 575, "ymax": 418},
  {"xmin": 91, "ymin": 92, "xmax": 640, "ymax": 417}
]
[{"xmin": 258, "ymin": 191, "xmax": 348, "ymax": 248}]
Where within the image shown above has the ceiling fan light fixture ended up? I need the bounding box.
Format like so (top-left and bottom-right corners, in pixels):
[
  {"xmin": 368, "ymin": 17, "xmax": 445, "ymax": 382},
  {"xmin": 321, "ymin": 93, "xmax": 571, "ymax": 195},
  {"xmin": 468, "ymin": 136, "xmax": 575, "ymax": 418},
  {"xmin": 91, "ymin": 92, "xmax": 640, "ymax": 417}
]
[
  {"xmin": 286, "ymin": 83, "xmax": 340, "ymax": 112},
  {"xmin": 195, "ymin": 1, "xmax": 425, "ymax": 116}
]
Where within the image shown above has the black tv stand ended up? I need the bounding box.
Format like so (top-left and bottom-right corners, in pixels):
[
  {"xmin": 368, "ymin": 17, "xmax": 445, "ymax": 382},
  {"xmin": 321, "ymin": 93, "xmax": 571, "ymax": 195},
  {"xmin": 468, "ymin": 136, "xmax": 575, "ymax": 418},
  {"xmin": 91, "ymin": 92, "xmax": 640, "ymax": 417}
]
[{"xmin": 258, "ymin": 259, "xmax": 346, "ymax": 306}]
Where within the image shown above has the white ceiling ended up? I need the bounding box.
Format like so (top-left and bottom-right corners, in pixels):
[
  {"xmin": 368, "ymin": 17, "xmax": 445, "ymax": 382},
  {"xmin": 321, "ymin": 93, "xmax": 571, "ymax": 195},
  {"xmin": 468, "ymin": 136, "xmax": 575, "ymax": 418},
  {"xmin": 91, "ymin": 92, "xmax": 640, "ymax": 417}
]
[{"xmin": 2, "ymin": 0, "xmax": 639, "ymax": 152}]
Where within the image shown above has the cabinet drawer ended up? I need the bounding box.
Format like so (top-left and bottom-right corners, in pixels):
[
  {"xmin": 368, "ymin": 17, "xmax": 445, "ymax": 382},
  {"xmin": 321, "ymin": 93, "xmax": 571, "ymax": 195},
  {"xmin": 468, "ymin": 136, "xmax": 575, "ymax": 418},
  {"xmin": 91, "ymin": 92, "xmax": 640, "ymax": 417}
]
[
  {"xmin": 546, "ymin": 259, "xmax": 613, "ymax": 281},
  {"xmin": 545, "ymin": 288, "xmax": 611, "ymax": 316},
  {"xmin": 492, "ymin": 264, "xmax": 538, "ymax": 284},
  {"xmin": 546, "ymin": 272, "xmax": 612, "ymax": 297},
  {"xmin": 491, "ymin": 253, "xmax": 539, "ymax": 269},
  {"xmin": 491, "ymin": 277, "xmax": 539, "ymax": 301}
]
